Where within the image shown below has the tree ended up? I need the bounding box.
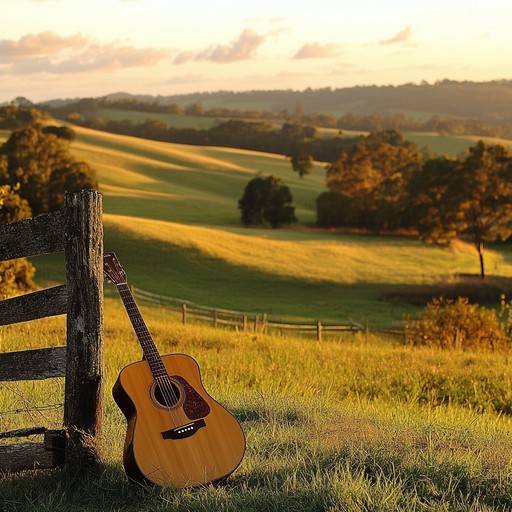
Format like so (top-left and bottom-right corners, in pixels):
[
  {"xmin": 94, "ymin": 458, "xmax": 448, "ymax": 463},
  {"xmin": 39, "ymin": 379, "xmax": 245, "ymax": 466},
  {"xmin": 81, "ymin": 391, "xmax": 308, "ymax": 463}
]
[
  {"xmin": 316, "ymin": 190, "xmax": 357, "ymax": 227},
  {"xmin": 0, "ymin": 184, "xmax": 36, "ymax": 298},
  {"xmin": 238, "ymin": 174, "xmax": 297, "ymax": 228},
  {"xmin": 0, "ymin": 125, "xmax": 97, "ymax": 214},
  {"xmin": 325, "ymin": 130, "xmax": 424, "ymax": 232},
  {"xmin": 289, "ymin": 149, "xmax": 314, "ymax": 178},
  {"xmin": 409, "ymin": 141, "xmax": 512, "ymax": 278}
]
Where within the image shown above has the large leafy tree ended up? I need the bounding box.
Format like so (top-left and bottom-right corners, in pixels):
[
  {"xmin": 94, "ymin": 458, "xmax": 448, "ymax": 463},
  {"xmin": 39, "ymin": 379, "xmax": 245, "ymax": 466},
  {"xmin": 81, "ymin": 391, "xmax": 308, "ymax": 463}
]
[
  {"xmin": 0, "ymin": 125, "xmax": 97, "ymax": 214},
  {"xmin": 325, "ymin": 130, "xmax": 424, "ymax": 232},
  {"xmin": 409, "ymin": 141, "xmax": 512, "ymax": 278},
  {"xmin": 238, "ymin": 174, "xmax": 297, "ymax": 228}
]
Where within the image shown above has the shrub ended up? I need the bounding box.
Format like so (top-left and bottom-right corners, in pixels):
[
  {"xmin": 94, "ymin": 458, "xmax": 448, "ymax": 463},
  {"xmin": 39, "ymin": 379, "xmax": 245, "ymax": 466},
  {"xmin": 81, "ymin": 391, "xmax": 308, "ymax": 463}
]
[{"xmin": 405, "ymin": 297, "xmax": 509, "ymax": 350}]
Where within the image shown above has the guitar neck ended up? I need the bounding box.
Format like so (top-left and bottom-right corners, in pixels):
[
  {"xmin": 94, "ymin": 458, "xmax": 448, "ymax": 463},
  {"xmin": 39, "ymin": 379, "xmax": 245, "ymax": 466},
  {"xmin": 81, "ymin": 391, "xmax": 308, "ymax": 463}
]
[{"xmin": 116, "ymin": 283, "xmax": 168, "ymax": 379}]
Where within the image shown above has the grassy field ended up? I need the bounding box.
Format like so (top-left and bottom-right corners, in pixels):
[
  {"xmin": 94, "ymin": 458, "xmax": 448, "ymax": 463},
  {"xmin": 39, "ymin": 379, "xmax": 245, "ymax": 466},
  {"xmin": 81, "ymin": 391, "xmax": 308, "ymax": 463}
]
[
  {"xmin": 3, "ymin": 126, "xmax": 512, "ymax": 509},
  {"xmin": 3, "ymin": 126, "xmax": 512, "ymax": 326},
  {"xmin": 2, "ymin": 301, "xmax": 512, "ymax": 510}
]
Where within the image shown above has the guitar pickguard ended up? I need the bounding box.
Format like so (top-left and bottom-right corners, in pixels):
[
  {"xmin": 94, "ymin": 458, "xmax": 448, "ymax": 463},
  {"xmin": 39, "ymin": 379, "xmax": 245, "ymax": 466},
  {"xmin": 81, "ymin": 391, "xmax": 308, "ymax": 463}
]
[{"xmin": 173, "ymin": 375, "xmax": 211, "ymax": 420}]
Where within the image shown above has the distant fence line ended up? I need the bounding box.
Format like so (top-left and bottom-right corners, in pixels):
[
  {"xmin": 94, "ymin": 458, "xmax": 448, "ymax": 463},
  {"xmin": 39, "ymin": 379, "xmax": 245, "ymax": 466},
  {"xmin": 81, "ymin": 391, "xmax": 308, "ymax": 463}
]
[{"xmin": 130, "ymin": 287, "xmax": 404, "ymax": 342}]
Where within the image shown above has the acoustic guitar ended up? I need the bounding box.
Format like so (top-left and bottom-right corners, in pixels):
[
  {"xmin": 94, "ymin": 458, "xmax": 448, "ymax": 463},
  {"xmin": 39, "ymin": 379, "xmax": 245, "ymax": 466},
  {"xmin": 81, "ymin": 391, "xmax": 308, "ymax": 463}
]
[{"xmin": 104, "ymin": 252, "xmax": 245, "ymax": 488}]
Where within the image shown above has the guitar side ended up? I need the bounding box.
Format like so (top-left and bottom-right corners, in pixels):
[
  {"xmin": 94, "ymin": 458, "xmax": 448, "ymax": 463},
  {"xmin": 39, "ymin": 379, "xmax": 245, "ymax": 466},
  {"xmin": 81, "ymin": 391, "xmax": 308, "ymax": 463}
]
[{"xmin": 113, "ymin": 353, "xmax": 245, "ymax": 488}]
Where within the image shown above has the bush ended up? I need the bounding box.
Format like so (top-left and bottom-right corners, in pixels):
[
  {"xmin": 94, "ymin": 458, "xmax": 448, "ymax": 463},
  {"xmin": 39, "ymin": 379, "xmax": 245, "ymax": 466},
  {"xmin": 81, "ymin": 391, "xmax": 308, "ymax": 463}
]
[{"xmin": 405, "ymin": 297, "xmax": 509, "ymax": 350}]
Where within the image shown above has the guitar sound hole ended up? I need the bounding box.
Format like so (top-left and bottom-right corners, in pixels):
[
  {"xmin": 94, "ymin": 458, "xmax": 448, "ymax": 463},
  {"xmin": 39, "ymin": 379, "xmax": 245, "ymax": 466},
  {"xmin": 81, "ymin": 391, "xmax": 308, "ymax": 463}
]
[{"xmin": 150, "ymin": 379, "xmax": 182, "ymax": 409}]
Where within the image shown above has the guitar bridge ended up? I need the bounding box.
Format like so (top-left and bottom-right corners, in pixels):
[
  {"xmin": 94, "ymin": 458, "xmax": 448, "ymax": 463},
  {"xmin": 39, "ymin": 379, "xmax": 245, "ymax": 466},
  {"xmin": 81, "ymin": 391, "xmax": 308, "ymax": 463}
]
[{"xmin": 161, "ymin": 419, "xmax": 206, "ymax": 440}]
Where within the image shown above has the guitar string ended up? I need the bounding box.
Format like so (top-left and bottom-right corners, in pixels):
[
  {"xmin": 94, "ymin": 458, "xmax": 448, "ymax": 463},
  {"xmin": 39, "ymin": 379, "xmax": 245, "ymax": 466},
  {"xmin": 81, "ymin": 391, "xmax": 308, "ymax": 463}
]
[
  {"xmin": 121, "ymin": 292, "xmax": 185, "ymax": 427},
  {"xmin": 117, "ymin": 283, "xmax": 187, "ymax": 428},
  {"xmin": 107, "ymin": 264, "xmax": 185, "ymax": 426},
  {"xmin": 117, "ymin": 285, "xmax": 183, "ymax": 424}
]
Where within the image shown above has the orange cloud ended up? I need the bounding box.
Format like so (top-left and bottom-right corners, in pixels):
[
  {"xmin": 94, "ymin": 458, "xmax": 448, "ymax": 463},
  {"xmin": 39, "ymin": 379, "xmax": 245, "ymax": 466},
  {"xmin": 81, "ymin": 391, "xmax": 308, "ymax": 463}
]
[
  {"xmin": 379, "ymin": 25, "xmax": 412, "ymax": 45},
  {"xmin": 0, "ymin": 32, "xmax": 170, "ymax": 74},
  {"xmin": 294, "ymin": 42, "xmax": 340, "ymax": 59},
  {"xmin": 0, "ymin": 31, "xmax": 87, "ymax": 57},
  {"xmin": 195, "ymin": 29, "xmax": 266, "ymax": 63}
]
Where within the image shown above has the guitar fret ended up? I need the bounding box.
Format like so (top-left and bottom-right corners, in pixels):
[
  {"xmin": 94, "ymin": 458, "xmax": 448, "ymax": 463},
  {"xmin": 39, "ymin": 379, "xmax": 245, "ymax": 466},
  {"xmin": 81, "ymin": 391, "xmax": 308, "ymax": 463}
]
[{"xmin": 115, "ymin": 282, "xmax": 168, "ymax": 380}]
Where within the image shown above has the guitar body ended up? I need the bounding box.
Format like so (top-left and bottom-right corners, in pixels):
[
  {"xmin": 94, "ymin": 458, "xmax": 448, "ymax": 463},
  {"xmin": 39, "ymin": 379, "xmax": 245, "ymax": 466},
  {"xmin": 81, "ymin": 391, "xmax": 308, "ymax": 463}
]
[{"xmin": 113, "ymin": 353, "xmax": 245, "ymax": 488}]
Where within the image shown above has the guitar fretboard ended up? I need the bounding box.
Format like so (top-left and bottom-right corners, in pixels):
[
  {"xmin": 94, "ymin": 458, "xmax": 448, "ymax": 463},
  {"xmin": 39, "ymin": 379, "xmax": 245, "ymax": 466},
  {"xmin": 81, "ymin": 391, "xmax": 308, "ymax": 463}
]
[{"xmin": 116, "ymin": 283, "xmax": 168, "ymax": 379}]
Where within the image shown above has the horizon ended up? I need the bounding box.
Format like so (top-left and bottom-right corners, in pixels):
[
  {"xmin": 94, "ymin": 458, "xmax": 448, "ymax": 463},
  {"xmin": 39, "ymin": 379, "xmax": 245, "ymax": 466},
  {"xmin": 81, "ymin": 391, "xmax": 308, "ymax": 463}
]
[{"xmin": 1, "ymin": 0, "xmax": 511, "ymax": 103}]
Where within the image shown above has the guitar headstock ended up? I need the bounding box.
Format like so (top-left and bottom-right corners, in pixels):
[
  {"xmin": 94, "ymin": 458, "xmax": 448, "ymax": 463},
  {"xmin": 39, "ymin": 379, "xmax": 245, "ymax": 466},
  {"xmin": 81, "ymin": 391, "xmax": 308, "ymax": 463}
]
[{"xmin": 104, "ymin": 252, "xmax": 127, "ymax": 285}]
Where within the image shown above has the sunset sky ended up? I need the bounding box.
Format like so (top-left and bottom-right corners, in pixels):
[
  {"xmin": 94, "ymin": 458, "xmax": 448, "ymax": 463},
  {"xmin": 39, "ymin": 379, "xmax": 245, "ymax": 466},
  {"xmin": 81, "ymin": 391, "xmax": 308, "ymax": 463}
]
[{"xmin": 1, "ymin": 0, "xmax": 511, "ymax": 103}]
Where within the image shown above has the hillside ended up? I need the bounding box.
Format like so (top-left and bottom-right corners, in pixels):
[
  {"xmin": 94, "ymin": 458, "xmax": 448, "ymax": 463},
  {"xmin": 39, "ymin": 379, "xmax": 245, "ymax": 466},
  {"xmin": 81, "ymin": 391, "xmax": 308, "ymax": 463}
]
[
  {"xmin": 41, "ymin": 80, "xmax": 512, "ymax": 124},
  {"xmin": 2, "ymin": 126, "xmax": 512, "ymax": 325}
]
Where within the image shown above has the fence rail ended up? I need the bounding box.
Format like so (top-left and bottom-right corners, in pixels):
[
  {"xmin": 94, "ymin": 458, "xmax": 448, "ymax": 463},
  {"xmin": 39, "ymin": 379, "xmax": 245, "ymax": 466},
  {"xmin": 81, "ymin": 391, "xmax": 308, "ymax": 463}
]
[{"xmin": 131, "ymin": 287, "xmax": 403, "ymax": 341}]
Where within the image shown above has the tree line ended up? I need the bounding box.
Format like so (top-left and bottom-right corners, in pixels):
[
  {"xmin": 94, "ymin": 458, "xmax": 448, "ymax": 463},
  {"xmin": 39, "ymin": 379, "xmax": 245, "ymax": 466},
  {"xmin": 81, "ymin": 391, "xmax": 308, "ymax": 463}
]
[
  {"xmin": 42, "ymin": 80, "xmax": 512, "ymax": 139},
  {"xmin": 63, "ymin": 116, "xmax": 356, "ymax": 164}
]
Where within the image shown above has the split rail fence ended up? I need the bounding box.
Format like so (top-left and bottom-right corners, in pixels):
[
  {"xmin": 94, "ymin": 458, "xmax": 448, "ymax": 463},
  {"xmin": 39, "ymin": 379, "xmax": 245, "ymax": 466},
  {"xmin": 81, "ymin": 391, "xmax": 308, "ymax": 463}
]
[
  {"xmin": 0, "ymin": 189, "xmax": 103, "ymax": 472},
  {"xmin": 131, "ymin": 287, "xmax": 404, "ymax": 341}
]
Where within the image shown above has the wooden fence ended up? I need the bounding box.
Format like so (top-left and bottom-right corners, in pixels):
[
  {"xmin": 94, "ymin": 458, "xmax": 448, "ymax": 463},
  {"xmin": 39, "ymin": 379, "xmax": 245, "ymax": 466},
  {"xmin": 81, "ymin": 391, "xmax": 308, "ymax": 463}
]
[
  {"xmin": 0, "ymin": 190, "xmax": 103, "ymax": 472},
  {"xmin": 131, "ymin": 287, "xmax": 403, "ymax": 341}
]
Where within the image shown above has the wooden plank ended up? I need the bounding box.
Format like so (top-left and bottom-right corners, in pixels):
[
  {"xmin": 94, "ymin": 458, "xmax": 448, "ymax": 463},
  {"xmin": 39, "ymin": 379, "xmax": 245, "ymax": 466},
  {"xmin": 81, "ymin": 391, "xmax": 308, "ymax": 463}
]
[
  {"xmin": 0, "ymin": 210, "xmax": 65, "ymax": 262},
  {"xmin": 0, "ymin": 431, "xmax": 65, "ymax": 472},
  {"xmin": 0, "ymin": 346, "xmax": 66, "ymax": 381},
  {"xmin": 0, "ymin": 443, "xmax": 57, "ymax": 471},
  {"xmin": 0, "ymin": 285, "xmax": 67, "ymax": 326},
  {"xmin": 63, "ymin": 190, "xmax": 104, "ymax": 467}
]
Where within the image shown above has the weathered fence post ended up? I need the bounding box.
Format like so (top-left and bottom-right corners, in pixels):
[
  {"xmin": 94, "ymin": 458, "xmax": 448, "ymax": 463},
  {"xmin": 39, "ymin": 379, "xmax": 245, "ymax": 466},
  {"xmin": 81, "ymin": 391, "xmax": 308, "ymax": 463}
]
[
  {"xmin": 316, "ymin": 320, "xmax": 323, "ymax": 342},
  {"xmin": 182, "ymin": 303, "xmax": 187, "ymax": 325},
  {"xmin": 63, "ymin": 190, "xmax": 104, "ymax": 467},
  {"xmin": 243, "ymin": 315, "xmax": 248, "ymax": 333}
]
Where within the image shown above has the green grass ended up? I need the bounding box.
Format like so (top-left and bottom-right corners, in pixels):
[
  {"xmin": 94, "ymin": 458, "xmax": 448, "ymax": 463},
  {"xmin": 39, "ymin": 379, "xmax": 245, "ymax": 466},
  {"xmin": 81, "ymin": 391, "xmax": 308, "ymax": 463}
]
[
  {"xmin": 2, "ymin": 302, "xmax": 512, "ymax": 510},
  {"xmin": 66, "ymin": 126, "xmax": 512, "ymax": 324},
  {"xmin": 4, "ymin": 126, "xmax": 512, "ymax": 325},
  {"xmin": 3, "ymin": 128, "xmax": 511, "ymax": 326},
  {"xmin": 4, "ymin": 121, "xmax": 512, "ymax": 509}
]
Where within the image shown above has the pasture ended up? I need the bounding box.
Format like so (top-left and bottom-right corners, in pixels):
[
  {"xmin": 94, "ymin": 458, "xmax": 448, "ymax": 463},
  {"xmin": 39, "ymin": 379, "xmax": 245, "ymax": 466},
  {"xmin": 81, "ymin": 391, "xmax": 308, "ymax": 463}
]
[
  {"xmin": 2, "ymin": 126, "xmax": 512, "ymax": 326},
  {"xmin": 2, "ymin": 126, "xmax": 512, "ymax": 510},
  {"xmin": 2, "ymin": 301, "xmax": 512, "ymax": 511}
]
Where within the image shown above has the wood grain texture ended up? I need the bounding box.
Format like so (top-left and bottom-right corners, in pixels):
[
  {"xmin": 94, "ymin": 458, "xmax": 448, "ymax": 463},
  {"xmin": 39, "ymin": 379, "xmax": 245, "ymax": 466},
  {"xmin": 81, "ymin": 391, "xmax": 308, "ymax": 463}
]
[
  {"xmin": 0, "ymin": 346, "xmax": 66, "ymax": 381},
  {"xmin": 113, "ymin": 353, "xmax": 245, "ymax": 488},
  {"xmin": 0, "ymin": 431, "xmax": 65, "ymax": 471},
  {"xmin": 63, "ymin": 190, "xmax": 104, "ymax": 467},
  {"xmin": 0, "ymin": 443, "xmax": 58, "ymax": 471},
  {"xmin": 0, "ymin": 210, "xmax": 65, "ymax": 262},
  {"xmin": 0, "ymin": 285, "xmax": 67, "ymax": 326}
]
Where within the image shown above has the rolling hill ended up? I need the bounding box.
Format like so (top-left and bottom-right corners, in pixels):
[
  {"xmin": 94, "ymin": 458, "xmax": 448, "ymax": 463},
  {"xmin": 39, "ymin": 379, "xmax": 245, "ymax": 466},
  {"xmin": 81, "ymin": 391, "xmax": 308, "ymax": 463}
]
[{"xmin": 2, "ymin": 126, "xmax": 512, "ymax": 325}]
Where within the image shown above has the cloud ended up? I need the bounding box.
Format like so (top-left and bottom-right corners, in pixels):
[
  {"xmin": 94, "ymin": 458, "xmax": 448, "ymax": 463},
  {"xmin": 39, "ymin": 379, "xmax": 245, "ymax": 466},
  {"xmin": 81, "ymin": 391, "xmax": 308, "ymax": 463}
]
[
  {"xmin": 194, "ymin": 29, "xmax": 265, "ymax": 63},
  {"xmin": 0, "ymin": 32, "xmax": 170, "ymax": 75},
  {"xmin": 54, "ymin": 44, "xmax": 169, "ymax": 73},
  {"xmin": 293, "ymin": 42, "xmax": 340, "ymax": 59},
  {"xmin": 379, "ymin": 25, "xmax": 412, "ymax": 45},
  {"xmin": 173, "ymin": 50, "xmax": 196, "ymax": 65},
  {"xmin": 0, "ymin": 31, "xmax": 88, "ymax": 57}
]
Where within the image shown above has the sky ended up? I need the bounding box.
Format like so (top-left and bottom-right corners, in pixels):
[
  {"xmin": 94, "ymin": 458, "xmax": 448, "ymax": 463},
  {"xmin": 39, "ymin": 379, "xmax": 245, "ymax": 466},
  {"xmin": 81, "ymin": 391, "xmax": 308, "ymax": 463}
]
[{"xmin": 1, "ymin": 0, "xmax": 511, "ymax": 103}]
